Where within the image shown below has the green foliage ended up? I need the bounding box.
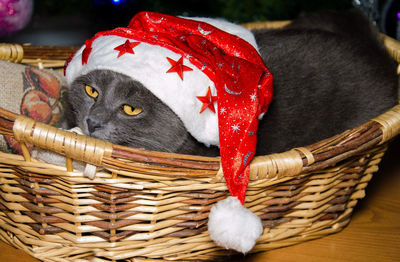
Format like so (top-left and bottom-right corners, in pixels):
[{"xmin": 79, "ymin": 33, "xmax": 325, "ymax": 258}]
[
  {"xmin": 215, "ymin": 0, "xmax": 353, "ymax": 22},
  {"xmin": 134, "ymin": 0, "xmax": 353, "ymax": 22},
  {"xmin": 33, "ymin": 0, "xmax": 353, "ymax": 22}
]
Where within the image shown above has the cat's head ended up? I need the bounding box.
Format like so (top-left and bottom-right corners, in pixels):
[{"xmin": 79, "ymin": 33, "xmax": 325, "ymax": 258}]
[{"xmin": 67, "ymin": 69, "xmax": 218, "ymax": 155}]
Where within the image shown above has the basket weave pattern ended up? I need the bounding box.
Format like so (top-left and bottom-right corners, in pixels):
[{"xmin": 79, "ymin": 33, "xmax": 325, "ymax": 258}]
[
  {"xmin": 0, "ymin": 21, "xmax": 399, "ymax": 261},
  {"xmin": 0, "ymin": 144, "xmax": 387, "ymax": 261}
]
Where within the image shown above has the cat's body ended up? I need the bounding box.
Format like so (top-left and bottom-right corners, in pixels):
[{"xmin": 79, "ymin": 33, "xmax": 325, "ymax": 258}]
[
  {"xmin": 253, "ymin": 9, "xmax": 398, "ymax": 154},
  {"xmin": 61, "ymin": 9, "xmax": 398, "ymax": 156}
]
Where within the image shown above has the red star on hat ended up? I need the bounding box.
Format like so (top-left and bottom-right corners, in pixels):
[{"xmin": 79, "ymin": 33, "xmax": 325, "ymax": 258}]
[
  {"xmin": 114, "ymin": 40, "xmax": 140, "ymax": 58},
  {"xmin": 197, "ymin": 86, "xmax": 218, "ymax": 113},
  {"xmin": 166, "ymin": 56, "xmax": 193, "ymax": 80}
]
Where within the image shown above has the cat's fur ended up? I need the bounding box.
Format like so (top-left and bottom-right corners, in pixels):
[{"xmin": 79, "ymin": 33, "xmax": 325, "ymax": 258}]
[
  {"xmin": 253, "ymin": 9, "xmax": 398, "ymax": 154},
  {"xmin": 61, "ymin": 9, "xmax": 398, "ymax": 156}
]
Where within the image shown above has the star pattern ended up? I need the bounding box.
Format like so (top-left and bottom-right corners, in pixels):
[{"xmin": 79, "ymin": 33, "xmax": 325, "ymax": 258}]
[
  {"xmin": 250, "ymin": 93, "xmax": 257, "ymax": 101},
  {"xmin": 114, "ymin": 40, "xmax": 140, "ymax": 58},
  {"xmin": 231, "ymin": 124, "xmax": 240, "ymax": 133},
  {"xmin": 197, "ymin": 86, "xmax": 218, "ymax": 113},
  {"xmin": 166, "ymin": 56, "xmax": 193, "ymax": 80}
]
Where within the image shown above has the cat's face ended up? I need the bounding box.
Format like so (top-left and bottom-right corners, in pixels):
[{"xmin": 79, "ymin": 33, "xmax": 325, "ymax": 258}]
[{"xmin": 67, "ymin": 69, "xmax": 199, "ymax": 153}]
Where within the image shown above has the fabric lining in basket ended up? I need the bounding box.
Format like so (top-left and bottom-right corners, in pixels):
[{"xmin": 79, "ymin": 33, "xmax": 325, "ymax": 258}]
[{"xmin": 0, "ymin": 20, "xmax": 399, "ymax": 261}]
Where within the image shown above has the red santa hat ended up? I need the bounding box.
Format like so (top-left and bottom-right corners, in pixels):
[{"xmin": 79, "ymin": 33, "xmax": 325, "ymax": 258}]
[{"xmin": 65, "ymin": 11, "xmax": 273, "ymax": 253}]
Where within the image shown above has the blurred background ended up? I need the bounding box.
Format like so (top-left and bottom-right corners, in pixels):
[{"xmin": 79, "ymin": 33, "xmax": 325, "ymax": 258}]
[{"xmin": 0, "ymin": 0, "xmax": 400, "ymax": 46}]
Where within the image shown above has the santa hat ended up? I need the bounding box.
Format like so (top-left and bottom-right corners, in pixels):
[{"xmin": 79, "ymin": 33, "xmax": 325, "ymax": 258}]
[{"xmin": 65, "ymin": 11, "xmax": 273, "ymax": 253}]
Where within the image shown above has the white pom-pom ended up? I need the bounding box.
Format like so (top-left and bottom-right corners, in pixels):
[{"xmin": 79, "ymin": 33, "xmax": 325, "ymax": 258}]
[{"xmin": 208, "ymin": 196, "xmax": 263, "ymax": 253}]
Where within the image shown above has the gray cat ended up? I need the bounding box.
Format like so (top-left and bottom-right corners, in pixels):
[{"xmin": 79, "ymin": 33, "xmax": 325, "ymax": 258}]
[{"xmin": 60, "ymin": 9, "xmax": 398, "ymax": 156}]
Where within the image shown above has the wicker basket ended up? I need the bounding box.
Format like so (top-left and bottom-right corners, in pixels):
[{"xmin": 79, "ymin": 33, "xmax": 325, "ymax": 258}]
[{"xmin": 0, "ymin": 21, "xmax": 400, "ymax": 262}]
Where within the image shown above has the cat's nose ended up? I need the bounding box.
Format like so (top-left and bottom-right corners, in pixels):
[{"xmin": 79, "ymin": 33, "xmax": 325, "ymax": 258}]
[{"xmin": 86, "ymin": 118, "xmax": 101, "ymax": 134}]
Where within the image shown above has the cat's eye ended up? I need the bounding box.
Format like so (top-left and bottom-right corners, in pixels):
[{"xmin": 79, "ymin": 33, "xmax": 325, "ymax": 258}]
[
  {"xmin": 121, "ymin": 104, "xmax": 143, "ymax": 116},
  {"xmin": 85, "ymin": 85, "xmax": 99, "ymax": 99}
]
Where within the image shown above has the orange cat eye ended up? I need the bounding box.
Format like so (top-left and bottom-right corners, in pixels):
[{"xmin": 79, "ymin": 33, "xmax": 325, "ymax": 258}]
[
  {"xmin": 85, "ymin": 85, "xmax": 99, "ymax": 99},
  {"xmin": 121, "ymin": 104, "xmax": 143, "ymax": 116}
]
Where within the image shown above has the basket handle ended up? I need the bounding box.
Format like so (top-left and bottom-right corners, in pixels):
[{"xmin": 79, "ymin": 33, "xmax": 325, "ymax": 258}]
[
  {"xmin": 0, "ymin": 43, "xmax": 24, "ymax": 63},
  {"xmin": 13, "ymin": 116, "xmax": 113, "ymax": 167}
]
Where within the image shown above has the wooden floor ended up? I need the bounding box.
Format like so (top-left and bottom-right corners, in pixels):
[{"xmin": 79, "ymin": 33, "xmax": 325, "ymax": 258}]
[{"xmin": 0, "ymin": 137, "xmax": 399, "ymax": 262}]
